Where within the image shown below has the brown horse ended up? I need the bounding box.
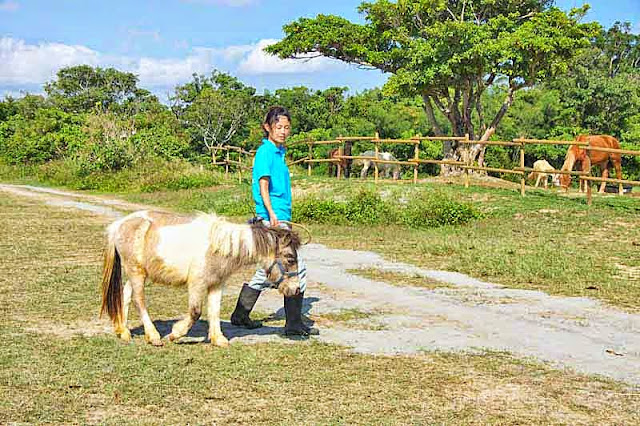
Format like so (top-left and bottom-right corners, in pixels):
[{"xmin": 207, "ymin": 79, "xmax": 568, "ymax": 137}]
[
  {"xmin": 560, "ymin": 135, "xmax": 623, "ymax": 193},
  {"xmin": 327, "ymin": 148, "xmax": 348, "ymax": 177}
]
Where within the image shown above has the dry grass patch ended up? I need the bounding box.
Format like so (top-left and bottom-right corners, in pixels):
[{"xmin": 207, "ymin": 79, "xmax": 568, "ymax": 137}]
[{"xmin": 2, "ymin": 186, "xmax": 640, "ymax": 425}]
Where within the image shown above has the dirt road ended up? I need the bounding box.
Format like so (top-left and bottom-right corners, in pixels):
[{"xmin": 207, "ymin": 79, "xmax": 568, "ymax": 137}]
[{"xmin": 2, "ymin": 183, "xmax": 638, "ymax": 385}]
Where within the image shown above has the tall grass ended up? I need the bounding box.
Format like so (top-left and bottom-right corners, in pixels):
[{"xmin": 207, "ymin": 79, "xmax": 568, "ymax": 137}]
[{"xmin": 0, "ymin": 158, "xmax": 223, "ymax": 192}]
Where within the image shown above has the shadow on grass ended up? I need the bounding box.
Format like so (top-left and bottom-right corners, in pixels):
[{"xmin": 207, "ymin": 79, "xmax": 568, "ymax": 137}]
[{"xmin": 129, "ymin": 296, "xmax": 320, "ymax": 343}]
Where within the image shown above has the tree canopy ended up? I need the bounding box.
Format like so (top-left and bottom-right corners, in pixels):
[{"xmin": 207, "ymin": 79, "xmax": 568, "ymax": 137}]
[
  {"xmin": 266, "ymin": 0, "xmax": 599, "ymax": 166},
  {"xmin": 1, "ymin": 17, "xmax": 639, "ymax": 184},
  {"xmin": 44, "ymin": 65, "xmax": 148, "ymax": 114}
]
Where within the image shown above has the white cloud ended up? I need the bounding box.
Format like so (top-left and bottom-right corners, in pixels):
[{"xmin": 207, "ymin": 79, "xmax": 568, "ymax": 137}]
[
  {"xmin": 0, "ymin": 37, "xmax": 344, "ymax": 91},
  {"xmin": 0, "ymin": 37, "xmax": 99, "ymax": 85},
  {"xmin": 0, "ymin": 1, "xmax": 19, "ymax": 12},
  {"xmin": 0, "ymin": 37, "xmax": 216, "ymax": 88},
  {"xmin": 237, "ymin": 39, "xmax": 346, "ymax": 75},
  {"xmin": 127, "ymin": 52, "xmax": 213, "ymax": 86}
]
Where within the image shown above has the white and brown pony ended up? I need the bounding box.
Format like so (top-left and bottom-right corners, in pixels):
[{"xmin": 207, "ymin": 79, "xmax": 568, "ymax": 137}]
[
  {"xmin": 100, "ymin": 210, "xmax": 301, "ymax": 347},
  {"xmin": 356, "ymin": 150, "xmax": 401, "ymax": 180},
  {"xmin": 560, "ymin": 135, "xmax": 623, "ymax": 193},
  {"xmin": 527, "ymin": 159, "xmax": 561, "ymax": 189}
]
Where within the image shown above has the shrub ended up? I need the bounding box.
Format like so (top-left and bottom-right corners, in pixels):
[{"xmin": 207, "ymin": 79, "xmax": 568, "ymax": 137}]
[
  {"xmin": 344, "ymin": 190, "xmax": 395, "ymax": 225},
  {"xmin": 0, "ymin": 109, "xmax": 85, "ymax": 164},
  {"xmin": 402, "ymin": 193, "xmax": 482, "ymax": 228},
  {"xmin": 294, "ymin": 198, "xmax": 347, "ymax": 224},
  {"xmin": 294, "ymin": 189, "xmax": 480, "ymax": 228},
  {"xmin": 0, "ymin": 158, "xmax": 223, "ymax": 193}
]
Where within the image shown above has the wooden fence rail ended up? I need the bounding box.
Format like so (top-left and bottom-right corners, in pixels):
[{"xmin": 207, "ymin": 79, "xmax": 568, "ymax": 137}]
[{"xmin": 212, "ymin": 136, "xmax": 639, "ymax": 204}]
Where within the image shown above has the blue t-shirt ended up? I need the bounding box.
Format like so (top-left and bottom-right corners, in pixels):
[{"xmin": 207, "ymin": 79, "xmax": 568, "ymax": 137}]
[{"xmin": 252, "ymin": 139, "xmax": 292, "ymax": 221}]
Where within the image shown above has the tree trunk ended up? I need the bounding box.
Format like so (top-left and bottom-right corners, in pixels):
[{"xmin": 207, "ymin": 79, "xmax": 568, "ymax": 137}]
[
  {"xmin": 467, "ymin": 84, "xmax": 517, "ymax": 168},
  {"xmin": 421, "ymin": 94, "xmax": 443, "ymax": 136},
  {"xmin": 423, "ymin": 94, "xmax": 459, "ymax": 176}
]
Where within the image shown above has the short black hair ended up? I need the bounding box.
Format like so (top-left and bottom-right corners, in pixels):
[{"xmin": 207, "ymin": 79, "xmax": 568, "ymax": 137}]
[{"xmin": 263, "ymin": 106, "xmax": 291, "ymax": 138}]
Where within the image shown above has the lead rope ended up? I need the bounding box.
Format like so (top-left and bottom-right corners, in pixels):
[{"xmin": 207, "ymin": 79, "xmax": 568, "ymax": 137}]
[{"xmin": 280, "ymin": 220, "xmax": 312, "ymax": 245}]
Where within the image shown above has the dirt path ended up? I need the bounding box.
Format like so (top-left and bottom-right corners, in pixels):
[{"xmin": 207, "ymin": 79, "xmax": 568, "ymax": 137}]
[{"xmin": 2, "ymin": 183, "xmax": 639, "ymax": 385}]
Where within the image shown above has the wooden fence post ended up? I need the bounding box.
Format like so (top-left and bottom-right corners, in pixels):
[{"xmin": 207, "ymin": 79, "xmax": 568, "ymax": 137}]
[
  {"xmin": 464, "ymin": 134, "xmax": 470, "ymax": 188},
  {"xmin": 374, "ymin": 132, "xmax": 380, "ymax": 184},
  {"xmin": 586, "ymin": 142, "xmax": 593, "ymax": 206},
  {"xmin": 344, "ymin": 139, "xmax": 353, "ymax": 178},
  {"xmin": 225, "ymin": 149, "xmax": 229, "ymax": 178},
  {"xmin": 307, "ymin": 142, "xmax": 313, "ymax": 177},
  {"xmin": 413, "ymin": 136, "xmax": 419, "ymax": 184},
  {"xmin": 519, "ymin": 142, "xmax": 525, "ymax": 196},
  {"xmin": 337, "ymin": 146, "xmax": 343, "ymax": 179}
]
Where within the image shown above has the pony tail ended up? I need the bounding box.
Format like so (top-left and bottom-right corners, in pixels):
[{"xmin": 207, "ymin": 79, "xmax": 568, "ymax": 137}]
[{"xmin": 100, "ymin": 234, "xmax": 123, "ymax": 328}]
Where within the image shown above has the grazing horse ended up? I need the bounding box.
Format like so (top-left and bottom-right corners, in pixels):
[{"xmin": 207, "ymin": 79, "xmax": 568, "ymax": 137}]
[
  {"xmin": 100, "ymin": 210, "xmax": 301, "ymax": 347},
  {"xmin": 327, "ymin": 148, "xmax": 348, "ymax": 177},
  {"xmin": 355, "ymin": 150, "xmax": 401, "ymax": 179},
  {"xmin": 527, "ymin": 159, "xmax": 561, "ymax": 189},
  {"xmin": 560, "ymin": 135, "xmax": 622, "ymax": 193}
]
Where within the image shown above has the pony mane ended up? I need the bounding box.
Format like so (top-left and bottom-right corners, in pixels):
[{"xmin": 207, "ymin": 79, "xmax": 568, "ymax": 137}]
[
  {"xmin": 202, "ymin": 213, "xmax": 255, "ymax": 258},
  {"xmin": 250, "ymin": 223, "xmax": 301, "ymax": 259}
]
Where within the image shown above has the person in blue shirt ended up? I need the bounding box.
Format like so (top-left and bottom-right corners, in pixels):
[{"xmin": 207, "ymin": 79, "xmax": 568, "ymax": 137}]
[{"xmin": 230, "ymin": 106, "xmax": 319, "ymax": 337}]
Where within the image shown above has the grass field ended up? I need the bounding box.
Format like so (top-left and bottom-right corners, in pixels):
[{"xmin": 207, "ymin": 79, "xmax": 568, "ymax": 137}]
[
  {"xmin": 1, "ymin": 179, "xmax": 640, "ymax": 424},
  {"xmin": 119, "ymin": 175, "xmax": 640, "ymax": 312}
]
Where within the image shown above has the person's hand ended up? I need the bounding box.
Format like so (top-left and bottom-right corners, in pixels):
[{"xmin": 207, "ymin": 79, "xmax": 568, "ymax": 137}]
[{"xmin": 269, "ymin": 215, "xmax": 279, "ymax": 227}]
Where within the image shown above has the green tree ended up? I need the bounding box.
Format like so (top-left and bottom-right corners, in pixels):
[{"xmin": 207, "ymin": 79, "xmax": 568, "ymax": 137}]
[
  {"xmin": 266, "ymin": 0, "xmax": 598, "ymax": 172},
  {"xmin": 0, "ymin": 96, "xmax": 19, "ymax": 122},
  {"xmin": 0, "ymin": 107, "xmax": 85, "ymax": 164},
  {"xmin": 173, "ymin": 71, "xmax": 256, "ymax": 161},
  {"xmin": 265, "ymin": 86, "xmax": 347, "ymax": 133},
  {"xmin": 598, "ymin": 21, "xmax": 640, "ymax": 78},
  {"xmin": 543, "ymin": 22, "xmax": 640, "ymax": 137},
  {"xmin": 45, "ymin": 65, "xmax": 141, "ymax": 113}
]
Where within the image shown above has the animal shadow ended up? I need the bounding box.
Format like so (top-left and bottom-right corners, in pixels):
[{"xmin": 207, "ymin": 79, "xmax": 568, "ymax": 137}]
[
  {"xmin": 130, "ymin": 319, "xmax": 281, "ymax": 344},
  {"xmin": 129, "ymin": 296, "xmax": 321, "ymax": 343}
]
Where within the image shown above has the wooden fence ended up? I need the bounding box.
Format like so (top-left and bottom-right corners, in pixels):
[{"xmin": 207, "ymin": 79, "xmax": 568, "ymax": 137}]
[
  {"xmin": 214, "ymin": 135, "xmax": 640, "ymax": 204},
  {"xmin": 212, "ymin": 145, "xmax": 254, "ymax": 183}
]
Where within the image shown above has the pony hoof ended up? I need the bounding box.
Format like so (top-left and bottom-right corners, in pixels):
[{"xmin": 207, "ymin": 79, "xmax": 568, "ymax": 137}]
[
  {"xmin": 145, "ymin": 334, "xmax": 164, "ymax": 346},
  {"xmin": 210, "ymin": 336, "xmax": 229, "ymax": 347},
  {"xmin": 118, "ymin": 329, "xmax": 132, "ymax": 343}
]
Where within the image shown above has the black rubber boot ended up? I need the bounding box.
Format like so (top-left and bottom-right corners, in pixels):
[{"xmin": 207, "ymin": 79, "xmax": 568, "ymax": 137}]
[
  {"xmin": 283, "ymin": 291, "xmax": 319, "ymax": 336},
  {"xmin": 230, "ymin": 283, "xmax": 263, "ymax": 329}
]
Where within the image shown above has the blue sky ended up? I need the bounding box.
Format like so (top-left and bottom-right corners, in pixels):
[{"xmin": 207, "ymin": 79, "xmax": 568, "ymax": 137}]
[{"xmin": 1, "ymin": 0, "xmax": 638, "ymax": 99}]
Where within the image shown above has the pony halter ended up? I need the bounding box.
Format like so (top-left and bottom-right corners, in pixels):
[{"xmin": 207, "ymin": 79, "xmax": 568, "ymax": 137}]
[{"xmin": 263, "ymin": 259, "xmax": 299, "ymax": 289}]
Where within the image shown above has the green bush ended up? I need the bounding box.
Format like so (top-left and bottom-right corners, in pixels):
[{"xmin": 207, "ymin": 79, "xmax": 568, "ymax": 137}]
[
  {"xmin": 294, "ymin": 198, "xmax": 347, "ymax": 224},
  {"xmin": 0, "ymin": 109, "xmax": 85, "ymax": 164},
  {"xmin": 129, "ymin": 126, "xmax": 191, "ymax": 161},
  {"xmin": 0, "ymin": 158, "xmax": 223, "ymax": 193},
  {"xmin": 294, "ymin": 189, "xmax": 480, "ymax": 228},
  {"xmin": 73, "ymin": 137, "xmax": 134, "ymax": 176},
  {"xmin": 344, "ymin": 190, "xmax": 395, "ymax": 225},
  {"xmin": 402, "ymin": 194, "xmax": 482, "ymax": 228}
]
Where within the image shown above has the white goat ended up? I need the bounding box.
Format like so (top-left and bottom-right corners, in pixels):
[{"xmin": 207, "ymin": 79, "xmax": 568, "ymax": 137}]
[{"xmin": 527, "ymin": 159, "xmax": 560, "ymax": 189}]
